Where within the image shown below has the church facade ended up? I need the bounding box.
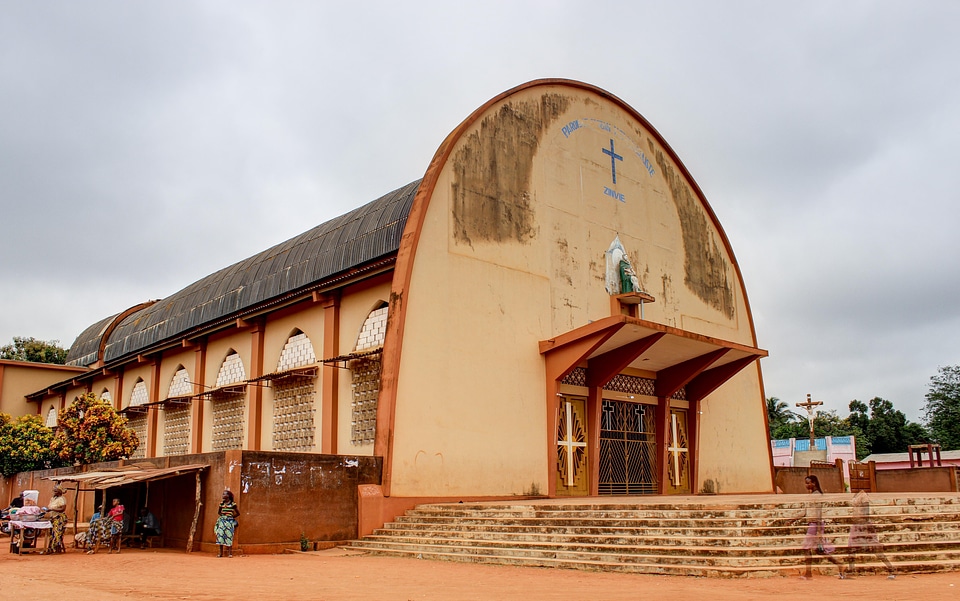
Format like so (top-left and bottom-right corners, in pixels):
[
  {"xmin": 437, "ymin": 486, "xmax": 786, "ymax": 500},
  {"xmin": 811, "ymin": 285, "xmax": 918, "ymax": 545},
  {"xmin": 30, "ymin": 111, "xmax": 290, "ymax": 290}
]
[{"xmin": 28, "ymin": 79, "xmax": 773, "ymax": 510}]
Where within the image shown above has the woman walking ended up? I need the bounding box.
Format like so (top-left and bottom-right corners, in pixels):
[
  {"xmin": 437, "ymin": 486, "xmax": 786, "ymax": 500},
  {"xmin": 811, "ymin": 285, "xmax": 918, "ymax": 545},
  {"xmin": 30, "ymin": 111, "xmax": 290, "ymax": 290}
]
[
  {"xmin": 214, "ymin": 490, "xmax": 239, "ymax": 557},
  {"xmin": 794, "ymin": 475, "xmax": 845, "ymax": 580}
]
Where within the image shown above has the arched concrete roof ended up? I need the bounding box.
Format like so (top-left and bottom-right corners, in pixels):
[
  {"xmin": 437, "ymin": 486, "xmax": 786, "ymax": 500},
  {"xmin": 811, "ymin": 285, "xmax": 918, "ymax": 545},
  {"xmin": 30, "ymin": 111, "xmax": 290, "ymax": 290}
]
[
  {"xmin": 69, "ymin": 180, "xmax": 419, "ymax": 366},
  {"xmin": 66, "ymin": 313, "xmax": 118, "ymax": 366}
]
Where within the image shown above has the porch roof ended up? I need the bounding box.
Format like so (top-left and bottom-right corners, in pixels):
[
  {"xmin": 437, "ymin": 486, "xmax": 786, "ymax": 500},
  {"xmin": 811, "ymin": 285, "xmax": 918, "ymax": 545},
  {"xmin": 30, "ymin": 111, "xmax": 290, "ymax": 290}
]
[
  {"xmin": 44, "ymin": 463, "xmax": 208, "ymax": 490},
  {"xmin": 539, "ymin": 315, "xmax": 767, "ymax": 402}
]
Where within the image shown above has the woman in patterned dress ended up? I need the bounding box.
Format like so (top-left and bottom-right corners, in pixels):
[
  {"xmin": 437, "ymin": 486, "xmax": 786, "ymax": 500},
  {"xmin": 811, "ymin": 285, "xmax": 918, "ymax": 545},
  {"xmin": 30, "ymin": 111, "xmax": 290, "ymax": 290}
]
[
  {"xmin": 214, "ymin": 490, "xmax": 239, "ymax": 557},
  {"xmin": 44, "ymin": 485, "xmax": 68, "ymax": 553}
]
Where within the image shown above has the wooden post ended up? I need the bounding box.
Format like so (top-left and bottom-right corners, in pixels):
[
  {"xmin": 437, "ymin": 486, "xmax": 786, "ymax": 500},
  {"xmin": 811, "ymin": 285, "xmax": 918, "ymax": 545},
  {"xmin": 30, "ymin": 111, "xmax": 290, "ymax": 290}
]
[
  {"xmin": 72, "ymin": 482, "xmax": 80, "ymax": 545},
  {"xmin": 186, "ymin": 471, "xmax": 202, "ymax": 553}
]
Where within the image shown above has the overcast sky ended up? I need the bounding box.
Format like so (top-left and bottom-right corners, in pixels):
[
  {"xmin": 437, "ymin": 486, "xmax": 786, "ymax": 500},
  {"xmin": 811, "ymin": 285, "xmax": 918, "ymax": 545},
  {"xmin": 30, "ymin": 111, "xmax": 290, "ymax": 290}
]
[{"xmin": 2, "ymin": 2, "xmax": 957, "ymax": 423}]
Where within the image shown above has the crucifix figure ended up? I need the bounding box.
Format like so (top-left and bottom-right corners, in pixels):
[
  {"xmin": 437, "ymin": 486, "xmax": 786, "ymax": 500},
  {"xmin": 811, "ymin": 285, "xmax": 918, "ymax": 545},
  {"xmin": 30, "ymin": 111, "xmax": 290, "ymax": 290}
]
[{"xmin": 795, "ymin": 393, "xmax": 823, "ymax": 448}]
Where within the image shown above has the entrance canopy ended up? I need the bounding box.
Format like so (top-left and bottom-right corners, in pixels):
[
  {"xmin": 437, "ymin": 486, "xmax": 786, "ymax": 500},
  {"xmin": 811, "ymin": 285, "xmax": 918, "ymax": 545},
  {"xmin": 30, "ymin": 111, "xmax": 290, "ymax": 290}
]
[
  {"xmin": 539, "ymin": 315, "xmax": 767, "ymax": 400},
  {"xmin": 44, "ymin": 463, "xmax": 208, "ymax": 490}
]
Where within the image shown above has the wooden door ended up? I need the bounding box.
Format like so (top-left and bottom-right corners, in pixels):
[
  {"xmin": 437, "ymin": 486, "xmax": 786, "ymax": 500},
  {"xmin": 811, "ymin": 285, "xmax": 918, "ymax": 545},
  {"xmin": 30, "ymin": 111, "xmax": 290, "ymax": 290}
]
[{"xmin": 555, "ymin": 396, "xmax": 589, "ymax": 496}]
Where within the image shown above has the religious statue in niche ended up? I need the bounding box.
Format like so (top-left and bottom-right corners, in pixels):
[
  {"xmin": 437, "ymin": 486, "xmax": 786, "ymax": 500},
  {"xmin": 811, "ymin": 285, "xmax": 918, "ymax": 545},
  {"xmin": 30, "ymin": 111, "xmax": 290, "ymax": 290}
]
[{"xmin": 605, "ymin": 235, "xmax": 643, "ymax": 295}]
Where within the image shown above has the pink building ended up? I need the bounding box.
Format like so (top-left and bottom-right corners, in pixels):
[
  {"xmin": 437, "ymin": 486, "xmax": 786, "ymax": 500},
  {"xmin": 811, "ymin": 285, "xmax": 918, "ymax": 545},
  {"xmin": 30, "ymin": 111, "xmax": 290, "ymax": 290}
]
[
  {"xmin": 861, "ymin": 449, "xmax": 960, "ymax": 470},
  {"xmin": 771, "ymin": 436, "xmax": 857, "ymax": 482}
]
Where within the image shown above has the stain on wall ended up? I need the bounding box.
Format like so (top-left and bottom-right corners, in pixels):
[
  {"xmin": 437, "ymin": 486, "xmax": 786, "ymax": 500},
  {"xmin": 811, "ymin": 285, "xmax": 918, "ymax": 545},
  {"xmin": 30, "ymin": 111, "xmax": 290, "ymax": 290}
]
[
  {"xmin": 651, "ymin": 144, "xmax": 735, "ymax": 320},
  {"xmin": 451, "ymin": 94, "xmax": 570, "ymax": 247}
]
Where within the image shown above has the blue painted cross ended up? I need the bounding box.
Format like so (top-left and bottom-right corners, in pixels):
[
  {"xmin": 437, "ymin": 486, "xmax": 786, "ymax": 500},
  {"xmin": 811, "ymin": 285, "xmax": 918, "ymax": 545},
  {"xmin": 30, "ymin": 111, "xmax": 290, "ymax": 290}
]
[{"xmin": 602, "ymin": 139, "xmax": 623, "ymax": 184}]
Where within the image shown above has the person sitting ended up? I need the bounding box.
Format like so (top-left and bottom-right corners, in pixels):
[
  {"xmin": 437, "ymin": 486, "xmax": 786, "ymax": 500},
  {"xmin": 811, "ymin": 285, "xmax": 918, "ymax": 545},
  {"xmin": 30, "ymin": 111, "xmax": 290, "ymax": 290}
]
[
  {"xmin": 75, "ymin": 512, "xmax": 100, "ymax": 550},
  {"xmin": 136, "ymin": 507, "xmax": 161, "ymax": 548},
  {"xmin": 87, "ymin": 506, "xmax": 119, "ymax": 555},
  {"xmin": 6, "ymin": 491, "xmax": 25, "ymax": 511},
  {"xmin": 1, "ymin": 492, "xmax": 26, "ymax": 532}
]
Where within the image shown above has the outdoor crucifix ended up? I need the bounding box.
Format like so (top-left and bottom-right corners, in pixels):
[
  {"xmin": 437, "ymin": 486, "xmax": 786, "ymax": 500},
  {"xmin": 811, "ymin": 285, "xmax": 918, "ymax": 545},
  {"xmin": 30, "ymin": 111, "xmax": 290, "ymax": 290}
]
[{"xmin": 795, "ymin": 393, "xmax": 823, "ymax": 447}]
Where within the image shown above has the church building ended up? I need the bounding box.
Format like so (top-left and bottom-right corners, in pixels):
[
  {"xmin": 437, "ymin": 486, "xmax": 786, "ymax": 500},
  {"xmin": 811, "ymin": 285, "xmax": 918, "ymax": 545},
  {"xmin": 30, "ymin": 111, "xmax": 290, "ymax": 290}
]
[{"xmin": 27, "ymin": 79, "xmax": 773, "ymax": 518}]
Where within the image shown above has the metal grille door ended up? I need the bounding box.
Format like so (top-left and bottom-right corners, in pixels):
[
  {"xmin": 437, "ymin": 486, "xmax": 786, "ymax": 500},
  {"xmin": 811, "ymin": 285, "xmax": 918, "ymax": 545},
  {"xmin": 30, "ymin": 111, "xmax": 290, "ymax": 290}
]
[{"xmin": 599, "ymin": 399, "xmax": 657, "ymax": 495}]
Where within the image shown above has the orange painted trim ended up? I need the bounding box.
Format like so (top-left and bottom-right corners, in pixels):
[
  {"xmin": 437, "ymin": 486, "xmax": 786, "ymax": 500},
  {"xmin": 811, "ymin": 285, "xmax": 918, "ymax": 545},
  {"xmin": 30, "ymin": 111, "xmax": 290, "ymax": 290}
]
[
  {"xmin": 190, "ymin": 340, "xmax": 207, "ymax": 454},
  {"xmin": 656, "ymin": 396, "xmax": 671, "ymax": 495},
  {"xmin": 758, "ymin": 364, "xmax": 777, "ymax": 492},
  {"xmin": 587, "ymin": 386, "xmax": 602, "ymax": 496},
  {"xmin": 321, "ymin": 293, "xmax": 340, "ymax": 454},
  {"xmin": 688, "ymin": 400, "xmax": 700, "ymax": 493},
  {"xmin": 246, "ymin": 320, "xmax": 265, "ymax": 450},
  {"xmin": 0, "ymin": 358, "xmax": 89, "ymax": 372},
  {"xmin": 96, "ymin": 301, "xmax": 158, "ymax": 368},
  {"xmin": 546, "ymin": 315, "xmax": 768, "ymax": 359},
  {"xmin": 147, "ymin": 359, "xmax": 161, "ymax": 457},
  {"xmin": 114, "ymin": 370, "xmax": 123, "ymax": 411},
  {"xmin": 377, "ymin": 78, "xmax": 768, "ymax": 498}
]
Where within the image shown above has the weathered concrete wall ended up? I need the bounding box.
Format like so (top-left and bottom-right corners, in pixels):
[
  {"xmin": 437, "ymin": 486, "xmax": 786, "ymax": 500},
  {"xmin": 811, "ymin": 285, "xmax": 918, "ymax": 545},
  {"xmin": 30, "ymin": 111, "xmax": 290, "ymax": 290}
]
[
  {"xmin": 234, "ymin": 451, "xmax": 381, "ymax": 552},
  {"xmin": 391, "ymin": 81, "xmax": 770, "ymax": 497},
  {"xmin": 775, "ymin": 466, "xmax": 845, "ymax": 494},
  {"xmin": 875, "ymin": 467, "xmax": 959, "ymax": 493},
  {"xmin": 0, "ymin": 360, "xmax": 88, "ymax": 418},
  {"xmin": 1, "ymin": 451, "xmax": 382, "ymax": 553}
]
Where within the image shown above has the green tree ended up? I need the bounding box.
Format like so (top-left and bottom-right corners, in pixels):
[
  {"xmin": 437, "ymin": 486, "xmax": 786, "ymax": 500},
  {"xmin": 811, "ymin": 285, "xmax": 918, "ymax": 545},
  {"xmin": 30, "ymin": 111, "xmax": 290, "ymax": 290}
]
[
  {"xmin": 50, "ymin": 393, "xmax": 139, "ymax": 465},
  {"xmin": 0, "ymin": 336, "xmax": 68, "ymax": 364},
  {"xmin": 846, "ymin": 397, "xmax": 929, "ymax": 458},
  {"xmin": 846, "ymin": 400, "xmax": 871, "ymax": 459},
  {"xmin": 766, "ymin": 397, "xmax": 803, "ymax": 439},
  {"xmin": 0, "ymin": 413, "xmax": 63, "ymax": 476},
  {"xmin": 865, "ymin": 397, "xmax": 921, "ymax": 454},
  {"xmin": 806, "ymin": 410, "xmax": 854, "ymax": 438},
  {"xmin": 923, "ymin": 365, "xmax": 960, "ymax": 450}
]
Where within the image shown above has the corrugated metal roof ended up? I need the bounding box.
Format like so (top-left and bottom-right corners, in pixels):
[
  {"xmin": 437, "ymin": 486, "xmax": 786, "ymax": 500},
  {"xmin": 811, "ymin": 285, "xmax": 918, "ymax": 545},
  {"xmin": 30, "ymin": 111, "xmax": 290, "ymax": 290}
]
[
  {"xmin": 45, "ymin": 463, "xmax": 208, "ymax": 490},
  {"xmin": 65, "ymin": 313, "xmax": 118, "ymax": 366},
  {"xmin": 92, "ymin": 180, "xmax": 419, "ymax": 364}
]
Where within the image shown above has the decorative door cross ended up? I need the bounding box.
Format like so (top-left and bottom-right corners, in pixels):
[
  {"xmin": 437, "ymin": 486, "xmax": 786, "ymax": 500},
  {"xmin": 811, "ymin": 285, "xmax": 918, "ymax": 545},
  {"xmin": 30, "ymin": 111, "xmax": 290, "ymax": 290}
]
[
  {"xmin": 667, "ymin": 412, "xmax": 688, "ymax": 487},
  {"xmin": 558, "ymin": 400, "xmax": 587, "ymax": 487}
]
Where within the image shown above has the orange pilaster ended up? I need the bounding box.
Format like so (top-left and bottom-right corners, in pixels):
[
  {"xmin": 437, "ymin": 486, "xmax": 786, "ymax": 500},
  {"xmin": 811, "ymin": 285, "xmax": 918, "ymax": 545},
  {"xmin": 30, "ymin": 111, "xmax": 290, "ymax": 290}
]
[{"xmin": 321, "ymin": 294, "xmax": 340, "ymax": 454}]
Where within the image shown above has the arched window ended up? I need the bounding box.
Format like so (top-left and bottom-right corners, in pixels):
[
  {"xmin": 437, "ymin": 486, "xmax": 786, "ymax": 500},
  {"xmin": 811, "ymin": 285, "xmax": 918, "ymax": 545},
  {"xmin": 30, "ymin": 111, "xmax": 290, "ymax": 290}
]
[
  {"xmin": 101, "ymin": 389, "xmax": 112, "ymax": 403},
  {"xmin": 211, "ymin": 351, "xmax": 246, "ymax": 451},
  {"xmin": 272, "ymin": 331, "xmax": 317, "ymax": 452},
  {"xmin": 276, "ymin": 330, "xmax": 317, "ymax": 372},
  {"xmin": 167, "ymin": 367, "xmax": 192, "ymax": 397},
  {"xmin": 45, "ymin": 406, "xmax": 58, "ymax": 428},
  {"xmin": 127, "ymin": 379, "xmax": 149, "ymax": 459},
  {"xmin": 350, "ymin": 304, "xmax": 388, "ymax": 446},
  {"xmin": 164, "ymin": 367, "xmax": 192, "ymax": 456},
  {"xmin": 215, "ymin": 351, "xmax": 246, "ymax": 387}
]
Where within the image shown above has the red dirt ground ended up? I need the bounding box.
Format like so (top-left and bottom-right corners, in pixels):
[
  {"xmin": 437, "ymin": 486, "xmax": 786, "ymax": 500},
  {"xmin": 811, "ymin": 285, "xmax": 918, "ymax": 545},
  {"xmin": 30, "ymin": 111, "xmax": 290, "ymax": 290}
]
[{"xmin": 2, "ymin": 545, "xmax": 957, "ymax": 601}]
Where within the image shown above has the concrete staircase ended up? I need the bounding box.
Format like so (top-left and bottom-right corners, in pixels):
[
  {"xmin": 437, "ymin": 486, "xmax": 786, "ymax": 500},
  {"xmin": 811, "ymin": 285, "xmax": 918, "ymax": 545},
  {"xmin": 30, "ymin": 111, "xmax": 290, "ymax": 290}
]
[{"xmin": 344, "ymin": 495, "xmax": 960, "ymax": 577}]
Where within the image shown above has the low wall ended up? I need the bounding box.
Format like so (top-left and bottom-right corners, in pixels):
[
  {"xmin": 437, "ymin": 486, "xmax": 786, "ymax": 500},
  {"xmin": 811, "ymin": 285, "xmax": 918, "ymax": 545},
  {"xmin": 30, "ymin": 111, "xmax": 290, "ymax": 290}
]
[
  {"xmin": 774, "ymin": 464, "xmax": 844, "ymax": 494},
  {"xmin": 875, "ymin": 466, "xmax": 959, "ymax": 493},
  {"xmin": 230, "ymin": 451, "xmax": 381, "ymax": 554}
]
